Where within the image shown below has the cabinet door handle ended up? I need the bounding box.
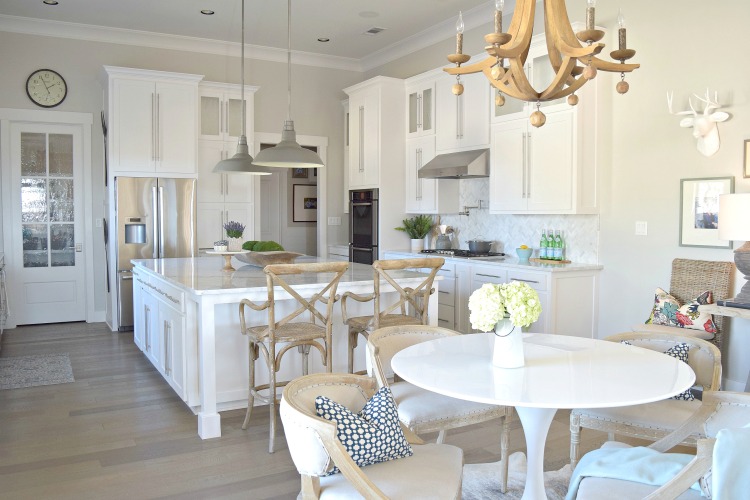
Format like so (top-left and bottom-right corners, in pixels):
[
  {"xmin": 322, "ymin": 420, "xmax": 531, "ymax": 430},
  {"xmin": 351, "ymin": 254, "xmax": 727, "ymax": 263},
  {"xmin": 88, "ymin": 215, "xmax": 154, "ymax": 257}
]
[
  {"xmin": 145, "ymin": 305, "xmax": 151, "ymax": 350},
  {"xmin": 510, "ymin": 277, "xmax": 540, "ymax": 285},
  {"xmin": 164, "ymin": 320, "xmax": 170, "ymax": 375},
  {"xmin": 526, "ymin": 133, "xmax": 531, "ymax": 198},
  {"xmin": 417, "ymin": 94, "xmax": 422, "ymax": 129},
  {"xmin": 358, "ymin": 105, "xmax": 365, "ymax": 173},
  {"xmin": 521, "ymin": 133, "xmax": 527, "ymax": 198},
  {"xmin": 155, "ymin": 93, "xmax": 161, "ymax": 161},
  {"xmin": 151, "ymin": 93, "xmax": 156, "ymax": 161}
]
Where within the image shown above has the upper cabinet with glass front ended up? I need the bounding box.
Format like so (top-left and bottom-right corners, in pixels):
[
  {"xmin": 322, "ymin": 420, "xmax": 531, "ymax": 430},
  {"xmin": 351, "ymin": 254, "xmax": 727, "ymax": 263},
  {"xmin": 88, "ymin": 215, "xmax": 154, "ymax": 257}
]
[
  {"xmin": 406, "ymin": 70, "xmax": 439, "ymax": 139},
  {"xmin": 199, "ymin": 81, "xmax": 258, "ymax": 142},
  {"xmin": 493, "ymin": 31, "xmax": 581, "ymax": 123}
]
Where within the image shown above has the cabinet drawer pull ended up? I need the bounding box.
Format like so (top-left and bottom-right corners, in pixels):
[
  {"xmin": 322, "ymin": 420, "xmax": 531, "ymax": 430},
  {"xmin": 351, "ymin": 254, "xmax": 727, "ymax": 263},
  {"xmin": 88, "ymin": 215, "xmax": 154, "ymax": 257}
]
[
  {"xmin": 510, "ymin": 277, "xmax": 539, "ymax": 284},
  {"xmin": 476, "ymin": 273, "xmax": 502, "ymax": 279}
]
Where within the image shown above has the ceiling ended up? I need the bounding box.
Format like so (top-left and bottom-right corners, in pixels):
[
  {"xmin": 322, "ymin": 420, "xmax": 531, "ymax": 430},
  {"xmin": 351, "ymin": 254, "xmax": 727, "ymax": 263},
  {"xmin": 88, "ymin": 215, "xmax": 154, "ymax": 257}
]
[{"xmin": 0, "ymin": 0, "xmax": 498, "ymax": 69}]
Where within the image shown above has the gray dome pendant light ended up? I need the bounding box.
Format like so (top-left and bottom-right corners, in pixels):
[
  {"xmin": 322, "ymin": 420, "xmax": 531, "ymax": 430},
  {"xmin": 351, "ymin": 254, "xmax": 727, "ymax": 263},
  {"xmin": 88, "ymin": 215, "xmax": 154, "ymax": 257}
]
[
  {"xmin": 213, "ymin": 0, "xmax": 272, "ymax": 175},
  {"xmin": 252, "ymin": 0, "xmax": 324, "ymax": 169}
]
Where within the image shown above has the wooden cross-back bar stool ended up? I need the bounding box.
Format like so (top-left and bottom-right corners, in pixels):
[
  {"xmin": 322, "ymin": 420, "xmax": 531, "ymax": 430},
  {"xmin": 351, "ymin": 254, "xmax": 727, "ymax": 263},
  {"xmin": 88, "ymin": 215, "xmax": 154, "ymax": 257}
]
[
  {"xmin": 238, "ymin": 260, "xmax": 349, "ymax": 453},
  {"xmin": 340, "ymin": 257, "xmax": 444, "ymax": 374}
]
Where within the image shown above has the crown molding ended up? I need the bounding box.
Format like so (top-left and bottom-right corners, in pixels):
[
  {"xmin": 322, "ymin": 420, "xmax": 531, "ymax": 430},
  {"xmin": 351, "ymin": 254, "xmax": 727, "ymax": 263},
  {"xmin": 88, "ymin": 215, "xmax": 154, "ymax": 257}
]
[
  {"xmin": 0, "ymin": 14, "xmax": 363, "ymax": 73},
  {"xmin": 360, "ymin": 2, "xmax": 496, "ymax": 72}
]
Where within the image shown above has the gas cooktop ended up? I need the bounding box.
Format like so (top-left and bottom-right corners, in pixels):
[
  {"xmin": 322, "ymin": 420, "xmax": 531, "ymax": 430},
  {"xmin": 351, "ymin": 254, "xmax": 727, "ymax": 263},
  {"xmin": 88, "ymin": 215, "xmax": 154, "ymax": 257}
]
[{"xmin": 421, "ymin": 249, "xmax": 506, "ymax": 260}]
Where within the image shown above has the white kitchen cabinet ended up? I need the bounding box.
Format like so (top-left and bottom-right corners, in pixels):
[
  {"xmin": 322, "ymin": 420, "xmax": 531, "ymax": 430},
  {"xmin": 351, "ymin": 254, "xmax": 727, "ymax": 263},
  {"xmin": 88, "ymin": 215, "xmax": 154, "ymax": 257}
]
[
  {"xmin": 347, "ymin": 89, "xmax": 380, "ymax": 189},
  {"xmin": 405, "ymin": 136, "xmax": 460, "ymax": 214},
  {"xmin": 196, "ymin": 139, "xmax": 256, "ymax": 248},
  {"xmin": 197, "ymin": 201, "xmax": 255, "ymax": 250},
  {"xmin": 344, "ymin": 77, "xmax": 406, "ymax": 257},
  {"xmin": 102, "ymin": 66, "xmax": 202, "ymax": 176},
  {"xmin": 490, "ymin": 110, "xmax": 579, "ymax": 214},
  {"xmin": 199, "ymin": 81, "xmax": 257, "ymax": 142},
  {"xmin": 406, "ymin": 79, "xmax": 436, "ymax": 138},
  {"xmin": 435, "ymin": 262, "xmax": 456, "ymax": 330},
  {"xmin": 488, "ymin": 28, "xmax": 601, "ymax": 215},
  {"xmin": 133, "ymin": 271, "xmax": 187, "ymax": 401},
  {"xmin": 435, "ymin": 71, "xmax": 490, "ymax": 153},
  {"xmin": 342, "ymin": 99, "xmax": 350, "ymax": 214}
]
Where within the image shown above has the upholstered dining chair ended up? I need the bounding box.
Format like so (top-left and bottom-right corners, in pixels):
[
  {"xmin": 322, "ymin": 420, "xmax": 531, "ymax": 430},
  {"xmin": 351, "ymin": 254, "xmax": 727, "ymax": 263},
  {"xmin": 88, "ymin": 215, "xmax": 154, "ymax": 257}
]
[
  {"xmin": 569, "ymin": 332, "xmax": 721, "ymax": 468},
  {"xmin": 239, "ymin": 261, "xmax": 349, "ymax": 453},
  {"xmin": 632, "ymin": 258, "xmax": 733, "ymax": 350},
  {"xmin": 279, "ymin": 372, "xmax": 464, "ymax": 499},
  {"xmin": 368, "ymin": 324, "xmax": 513, "ymax": 492},
  {"xmin": 341, "ymin": 257, "xmax": 444, "ymax": 374},
  {"xmin": 569, "ymin": 391, "xmax": 750, "ymax": 499}
]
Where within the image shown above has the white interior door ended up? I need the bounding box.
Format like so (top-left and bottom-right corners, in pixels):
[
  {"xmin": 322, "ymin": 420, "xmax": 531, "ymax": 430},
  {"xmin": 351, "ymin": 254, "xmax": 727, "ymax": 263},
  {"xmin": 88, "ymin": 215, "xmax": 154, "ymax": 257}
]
[{"xmin": 9, "ymin": 123, "xmax": 86, "ymax": 324}]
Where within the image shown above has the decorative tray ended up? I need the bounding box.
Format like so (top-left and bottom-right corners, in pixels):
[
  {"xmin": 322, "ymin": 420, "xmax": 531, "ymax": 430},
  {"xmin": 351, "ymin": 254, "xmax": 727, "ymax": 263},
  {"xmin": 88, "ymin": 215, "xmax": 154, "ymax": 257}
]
[{"xmin": 234, "ymin": 251, "xmax": 304, "ymax": 267}]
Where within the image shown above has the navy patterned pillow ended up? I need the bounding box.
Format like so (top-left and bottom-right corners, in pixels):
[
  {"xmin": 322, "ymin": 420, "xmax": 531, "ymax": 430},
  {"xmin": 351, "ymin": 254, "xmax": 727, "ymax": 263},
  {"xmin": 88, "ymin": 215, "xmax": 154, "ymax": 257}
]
[
  {"xmin": 621, "ymin": 341, "xmax": 695, "ymax": 401},
  {"xmin": 315, "ymin": 386, "xmax": 413, "ymax": 475}
]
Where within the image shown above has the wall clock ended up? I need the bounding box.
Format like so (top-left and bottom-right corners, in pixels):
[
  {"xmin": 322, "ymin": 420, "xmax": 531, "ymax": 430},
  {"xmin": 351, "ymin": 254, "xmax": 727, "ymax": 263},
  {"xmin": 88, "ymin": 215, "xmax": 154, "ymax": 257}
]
[{"xmin": 26, "ymin": 69, "xmax": 67, "ymax": 108}]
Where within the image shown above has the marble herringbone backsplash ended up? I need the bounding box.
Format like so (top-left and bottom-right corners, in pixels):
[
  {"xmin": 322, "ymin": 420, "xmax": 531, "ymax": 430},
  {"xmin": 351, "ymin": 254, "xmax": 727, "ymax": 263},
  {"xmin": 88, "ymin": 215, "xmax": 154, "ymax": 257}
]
[{"xmin": 431, "ymin": 178, "xmax": 600, "ymax": 264}]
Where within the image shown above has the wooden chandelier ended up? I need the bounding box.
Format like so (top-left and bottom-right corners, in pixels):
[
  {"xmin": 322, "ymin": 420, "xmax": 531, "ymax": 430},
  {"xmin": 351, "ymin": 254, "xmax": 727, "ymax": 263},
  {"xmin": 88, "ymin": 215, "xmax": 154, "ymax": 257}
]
[{"xmin": 446, "ymin": 0, "xmax": 639, "ymax": 127}]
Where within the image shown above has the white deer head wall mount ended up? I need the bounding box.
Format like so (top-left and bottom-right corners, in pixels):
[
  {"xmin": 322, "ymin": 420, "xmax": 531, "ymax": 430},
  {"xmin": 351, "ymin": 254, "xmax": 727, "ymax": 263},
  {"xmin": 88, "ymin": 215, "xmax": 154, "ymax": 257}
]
[{"xmin": 667, "ymin": 89, "xmax": 730, "ymax": 157}]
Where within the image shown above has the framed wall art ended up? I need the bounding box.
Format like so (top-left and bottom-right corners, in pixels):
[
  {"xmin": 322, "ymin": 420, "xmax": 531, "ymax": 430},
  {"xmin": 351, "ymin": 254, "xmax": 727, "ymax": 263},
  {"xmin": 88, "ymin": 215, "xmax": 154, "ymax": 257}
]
[
  {"xmin": 679, "ymin": 176, "xmax": 734, "ymax": 248},
  {"xmin": 292, "ymin": 168, "xmax": 308, "ymax": 179},
  {"xmin": 293, "ymin": 184, "xmax": 317, "ymax": 222}
]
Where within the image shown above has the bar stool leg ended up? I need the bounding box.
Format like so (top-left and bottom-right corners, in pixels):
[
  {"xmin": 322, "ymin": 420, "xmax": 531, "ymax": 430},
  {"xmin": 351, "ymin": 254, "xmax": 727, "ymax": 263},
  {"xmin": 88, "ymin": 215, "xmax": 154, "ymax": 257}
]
[
  {"xmin": 299, "ymin": 344, "xmax": 311, "ymax": 375},
  {"xmin": 242, "ymin": 341, "xmax": 258, "ymax": 430},
  {"xmin": 347, "ymin": 328, "xmax": 358, "ymax": 373}
]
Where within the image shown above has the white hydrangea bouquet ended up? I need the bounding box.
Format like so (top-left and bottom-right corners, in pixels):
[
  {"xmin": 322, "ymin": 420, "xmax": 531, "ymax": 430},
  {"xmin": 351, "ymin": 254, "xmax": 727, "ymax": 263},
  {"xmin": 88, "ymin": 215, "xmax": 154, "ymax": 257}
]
[{"xmin": 468, "ymin": 281, "xmax": 542, "ymax": 331}]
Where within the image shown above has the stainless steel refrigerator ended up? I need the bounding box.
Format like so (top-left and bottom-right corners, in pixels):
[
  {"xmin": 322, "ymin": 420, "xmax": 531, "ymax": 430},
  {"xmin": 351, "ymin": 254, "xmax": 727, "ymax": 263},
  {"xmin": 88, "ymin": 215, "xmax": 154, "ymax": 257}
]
[{"xmin": 115, "ymin": 177, "xmax": 196, "ymax": 330}]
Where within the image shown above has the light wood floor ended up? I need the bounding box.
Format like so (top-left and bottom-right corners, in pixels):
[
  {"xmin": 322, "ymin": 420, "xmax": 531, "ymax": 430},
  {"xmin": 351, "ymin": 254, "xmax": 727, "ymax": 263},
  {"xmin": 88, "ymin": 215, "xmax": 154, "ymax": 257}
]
[{"xmin": 0, "ymin": 322, "xmax": 616, "ymax": 499}]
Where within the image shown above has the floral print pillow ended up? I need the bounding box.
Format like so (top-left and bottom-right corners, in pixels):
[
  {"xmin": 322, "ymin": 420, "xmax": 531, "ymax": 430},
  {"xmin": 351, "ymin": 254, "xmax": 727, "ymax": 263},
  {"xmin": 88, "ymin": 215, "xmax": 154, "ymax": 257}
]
[{"xmin": 646, "ymin": 287, "xmax": 717, "ymax": 334}]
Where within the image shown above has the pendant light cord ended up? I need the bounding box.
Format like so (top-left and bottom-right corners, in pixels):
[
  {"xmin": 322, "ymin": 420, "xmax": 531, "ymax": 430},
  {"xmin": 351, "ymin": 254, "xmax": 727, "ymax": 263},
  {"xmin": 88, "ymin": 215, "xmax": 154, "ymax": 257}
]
[
  {"xmin": 286, "ymin": 0, "xmax": 292, "ymax": 123},
  {"xmin": 241, "ymin": 0, "xmax": 246, "ymax": 138}
]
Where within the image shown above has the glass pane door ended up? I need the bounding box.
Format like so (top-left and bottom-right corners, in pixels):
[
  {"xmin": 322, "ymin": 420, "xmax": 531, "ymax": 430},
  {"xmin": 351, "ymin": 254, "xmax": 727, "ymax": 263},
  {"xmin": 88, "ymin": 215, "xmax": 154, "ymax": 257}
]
[{"xmin": 20, "ymin": 132, "xmax": 75, "ymax": 268}]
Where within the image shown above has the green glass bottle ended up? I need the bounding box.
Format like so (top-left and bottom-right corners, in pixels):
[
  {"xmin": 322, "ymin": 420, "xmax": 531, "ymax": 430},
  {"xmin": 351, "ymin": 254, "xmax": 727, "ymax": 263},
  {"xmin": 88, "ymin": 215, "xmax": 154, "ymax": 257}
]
[
  {"xmin": 539, "ymin": 230, "xmax": 548, "ymax": 260},
  {"xmin": 553, "ymin": 230, "xmax": 562, "ymax": 261}
]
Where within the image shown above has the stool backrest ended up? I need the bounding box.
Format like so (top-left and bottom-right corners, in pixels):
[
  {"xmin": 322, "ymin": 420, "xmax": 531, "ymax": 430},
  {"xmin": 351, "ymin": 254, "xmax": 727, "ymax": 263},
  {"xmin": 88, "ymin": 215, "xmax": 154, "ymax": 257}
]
[{"xmin": 371, "ymin": 258, "xmax": 445, "ymax": 329}]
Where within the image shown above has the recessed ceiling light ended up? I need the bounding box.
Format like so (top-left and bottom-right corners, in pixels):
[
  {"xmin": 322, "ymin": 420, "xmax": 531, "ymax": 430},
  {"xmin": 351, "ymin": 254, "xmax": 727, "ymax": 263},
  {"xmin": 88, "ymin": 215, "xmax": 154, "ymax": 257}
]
[
  {"xmin": 317, "ymin": 37, "xmax": 330, "ymax": 43},
  {"xmin": 200, "ymin": 9, "xmax": 215, "ymax": 15},
  {"xmin": 43, "ymin": 0, "xmax": 59, "ymax": 5}
]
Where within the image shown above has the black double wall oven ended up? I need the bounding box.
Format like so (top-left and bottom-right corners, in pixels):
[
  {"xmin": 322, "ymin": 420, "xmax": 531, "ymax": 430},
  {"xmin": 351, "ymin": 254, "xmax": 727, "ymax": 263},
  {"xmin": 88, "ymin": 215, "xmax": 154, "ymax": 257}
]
[{"xmin": 349, "ymin": 189, "xmax": 378, "ymax": 265}]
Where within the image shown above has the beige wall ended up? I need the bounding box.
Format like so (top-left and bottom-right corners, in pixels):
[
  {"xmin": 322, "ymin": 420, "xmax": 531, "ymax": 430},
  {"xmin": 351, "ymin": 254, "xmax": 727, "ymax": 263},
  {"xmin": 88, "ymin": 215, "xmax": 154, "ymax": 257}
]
[
  {"xmin": 0, "ymin": 30, "xmax": 360, "ymax": 317},
  {"xmin": 365, "ymin": 0, "xmax": 750, "ymax": 389}
]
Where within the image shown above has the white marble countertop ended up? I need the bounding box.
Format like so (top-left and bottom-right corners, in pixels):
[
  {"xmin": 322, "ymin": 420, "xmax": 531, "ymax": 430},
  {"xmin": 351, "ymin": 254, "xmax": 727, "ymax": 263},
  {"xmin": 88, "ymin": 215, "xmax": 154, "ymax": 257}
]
[
  {"xmin": 132, "ymin": 256, "xmax": 434, "ymax": 296},
  {"xmin": 384, "ymin": 249, "xmax": 603, "ymax": 272}
]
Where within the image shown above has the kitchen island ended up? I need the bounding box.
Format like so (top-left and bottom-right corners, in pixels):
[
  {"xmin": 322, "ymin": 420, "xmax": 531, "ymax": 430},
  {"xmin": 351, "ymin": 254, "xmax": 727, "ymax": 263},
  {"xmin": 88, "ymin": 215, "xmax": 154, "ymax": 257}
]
[{"xmin": 131, "ymin": 256, "xmax": 438, "ymax": 439}]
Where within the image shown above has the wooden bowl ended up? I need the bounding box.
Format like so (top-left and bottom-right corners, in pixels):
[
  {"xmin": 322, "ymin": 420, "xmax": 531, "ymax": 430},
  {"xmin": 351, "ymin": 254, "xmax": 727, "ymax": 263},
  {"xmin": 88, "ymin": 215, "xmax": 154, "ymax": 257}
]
[{"xmin": 234, "ymin": 251, "xmax": 304, "ymax": 267}]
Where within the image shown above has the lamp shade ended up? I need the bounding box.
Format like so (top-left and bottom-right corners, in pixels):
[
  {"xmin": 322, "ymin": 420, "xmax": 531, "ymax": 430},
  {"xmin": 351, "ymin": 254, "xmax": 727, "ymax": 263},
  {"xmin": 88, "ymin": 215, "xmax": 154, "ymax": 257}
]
[
  {"xmin": 252, "ymin": 120, "xmax": 324, "ymax": 168},
  {"xmin": 213, "ymin": 136, "xmax": 272, "ymax": 175},
  {"xmin": 718, "ymin": 193, "xmax": 750, "ymax": 241}
]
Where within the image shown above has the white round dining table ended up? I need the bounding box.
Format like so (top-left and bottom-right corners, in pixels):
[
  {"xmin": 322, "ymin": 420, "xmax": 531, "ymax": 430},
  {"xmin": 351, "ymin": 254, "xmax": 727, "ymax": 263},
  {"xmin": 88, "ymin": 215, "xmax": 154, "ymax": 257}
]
[{"xmin": 391, "ymin": 332, "xmax": 696, "ymax": 500}]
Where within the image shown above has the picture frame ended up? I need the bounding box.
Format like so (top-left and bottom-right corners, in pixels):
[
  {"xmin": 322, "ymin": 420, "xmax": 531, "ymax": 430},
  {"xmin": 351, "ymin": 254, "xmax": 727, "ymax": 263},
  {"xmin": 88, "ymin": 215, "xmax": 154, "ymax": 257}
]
[
  {"xmin": 292, "ymin": 168, "xmax": 308, "ymax": 179},
  {"xmin": 679, "ymin": 176, "xmax": 734, "ymax": 248},
  {"xmin": 293, "ymin": 184, "xmax": 317, "ymax": 222},
  {"xmin": 744, "ymin": 139, "xmax": 750, "ymax": 178}
]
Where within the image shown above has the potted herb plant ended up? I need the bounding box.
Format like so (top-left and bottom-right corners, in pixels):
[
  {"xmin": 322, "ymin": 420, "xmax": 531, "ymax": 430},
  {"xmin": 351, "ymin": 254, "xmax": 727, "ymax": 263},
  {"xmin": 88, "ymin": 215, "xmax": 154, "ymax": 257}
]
[
  {"xmin": 223, "ymin": 220, "xmax": 245, "ymax": 251},
  {"xmin": 395, "ymin": 215, "xmax": 434, "ymax": 252}
]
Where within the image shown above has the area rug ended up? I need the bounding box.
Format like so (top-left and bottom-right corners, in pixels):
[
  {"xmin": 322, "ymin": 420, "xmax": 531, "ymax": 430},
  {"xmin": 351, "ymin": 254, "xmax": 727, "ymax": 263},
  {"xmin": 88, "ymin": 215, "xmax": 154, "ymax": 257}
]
[
  {"xmin": 463, "ymin": 452, "xmax": 573, "ymax": 499},
  {"xmin": 0, "ymin": 353, "xmax": 75, "ymax": 390}
]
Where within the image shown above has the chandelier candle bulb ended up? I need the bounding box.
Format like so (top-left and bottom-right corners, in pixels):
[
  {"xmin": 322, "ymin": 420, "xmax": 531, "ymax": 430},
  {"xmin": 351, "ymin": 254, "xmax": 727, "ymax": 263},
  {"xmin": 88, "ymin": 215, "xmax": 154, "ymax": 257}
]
[
  {"xmin": 586, "ymin": 0, "xmax": 596, "ymax": 31},
  {"xmin": 494, "ymin": 0, "xmax": 504, "ymax": 34},
  {"xmin": 456, "ymin": 11, "xmax": 464, "ymax": 54},
  {"xmin": 618, "ymin": 9, "xmax": 627, "ymax": 50}
]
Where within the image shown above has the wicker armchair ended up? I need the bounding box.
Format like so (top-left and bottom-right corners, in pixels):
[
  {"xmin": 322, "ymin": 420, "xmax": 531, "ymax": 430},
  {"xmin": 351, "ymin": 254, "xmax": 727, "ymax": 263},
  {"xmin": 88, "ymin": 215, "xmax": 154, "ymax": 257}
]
[
  {"xmin": 632, "ymin": 258, "xmax": 733, "ymax": 350},
  {"xmin": 570, "ymin": 391, "xmax": 750, "ymax": 499},
  {"xmin": 569, "ymin": 332, "xmax": 721, "ymax": 468}
]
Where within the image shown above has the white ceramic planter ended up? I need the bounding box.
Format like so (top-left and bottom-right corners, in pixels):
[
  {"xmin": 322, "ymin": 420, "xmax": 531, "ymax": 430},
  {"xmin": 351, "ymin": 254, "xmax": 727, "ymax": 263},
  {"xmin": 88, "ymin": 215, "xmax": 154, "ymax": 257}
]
[{"xmin": 492, "ymin": 318, "xmax": 525, "ymax": 368}]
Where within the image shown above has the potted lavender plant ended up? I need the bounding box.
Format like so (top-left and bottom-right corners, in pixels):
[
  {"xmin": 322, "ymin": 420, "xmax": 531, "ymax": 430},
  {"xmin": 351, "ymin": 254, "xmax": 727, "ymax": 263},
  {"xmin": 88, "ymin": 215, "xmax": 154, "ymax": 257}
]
[{"xmin": 223, "ymin": 220, "xmax": 245, "ymax": 251}]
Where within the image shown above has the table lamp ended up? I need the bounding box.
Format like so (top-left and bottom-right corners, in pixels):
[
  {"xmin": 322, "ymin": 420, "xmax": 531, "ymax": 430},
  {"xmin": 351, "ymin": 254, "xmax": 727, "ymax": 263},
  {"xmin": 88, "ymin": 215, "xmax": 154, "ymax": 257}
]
[{"xmin": 718, "ymin": 193, "xmax": 750, "ymax": 305}]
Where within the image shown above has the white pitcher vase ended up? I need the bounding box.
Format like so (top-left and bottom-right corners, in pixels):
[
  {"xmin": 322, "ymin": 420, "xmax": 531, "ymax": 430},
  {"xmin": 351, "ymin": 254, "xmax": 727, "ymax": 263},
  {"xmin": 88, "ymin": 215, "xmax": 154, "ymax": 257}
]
[{"xmin": 492, "ymin": 317, "xmax": 525, "ymax": 368}]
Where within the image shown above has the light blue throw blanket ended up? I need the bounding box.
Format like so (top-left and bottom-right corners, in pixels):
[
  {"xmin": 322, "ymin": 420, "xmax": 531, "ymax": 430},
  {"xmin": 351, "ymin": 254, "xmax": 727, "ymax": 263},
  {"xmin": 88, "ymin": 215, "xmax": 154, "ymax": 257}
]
[
  {"xmin": 565, "ymin": 445, "xmax": 701, "ymax": 500},
  {"xmin": 712, "ymin": 425, "xmax": 750, "ymax": 499}
]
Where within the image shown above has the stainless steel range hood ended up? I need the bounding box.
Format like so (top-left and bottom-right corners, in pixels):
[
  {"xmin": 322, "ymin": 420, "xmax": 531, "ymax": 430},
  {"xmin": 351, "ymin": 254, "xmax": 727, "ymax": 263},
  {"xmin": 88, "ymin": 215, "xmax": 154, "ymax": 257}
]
[{"xmin": 418, "ymin": 149, "xmax": 489, "ymax": 179}]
